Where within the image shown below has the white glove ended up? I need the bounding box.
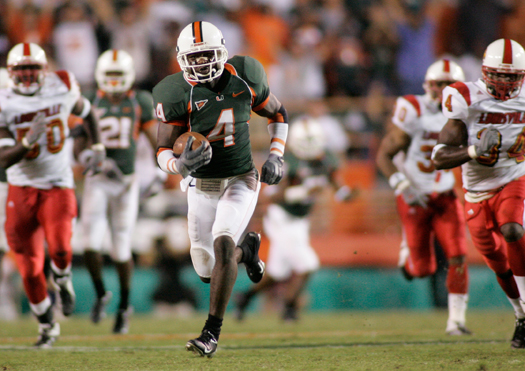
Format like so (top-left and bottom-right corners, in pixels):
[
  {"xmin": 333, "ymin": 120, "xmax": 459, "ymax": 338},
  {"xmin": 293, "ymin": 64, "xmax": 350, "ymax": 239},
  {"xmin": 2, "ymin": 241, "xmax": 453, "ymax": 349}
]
[
  {"xmin": 389, "ymin": 172, "xmax": 427, "ymax": 207},
  {"xmin": 101, "ymin": 158, "xmax": 124, "ymax": 181},
  {"xmin": 474, "ymin": 127, "xmax": 499, "ymax": 156},
  {"xmin": 401, "ymin": 186, "xmax": 429, "ymax": 208},
  {"xmin": 22, "ymin": 112, "xmax": 47, "ymax": 149},
  {"xmin": 79, "ymin": 144, "xmax": 106, "ymax": 175}
]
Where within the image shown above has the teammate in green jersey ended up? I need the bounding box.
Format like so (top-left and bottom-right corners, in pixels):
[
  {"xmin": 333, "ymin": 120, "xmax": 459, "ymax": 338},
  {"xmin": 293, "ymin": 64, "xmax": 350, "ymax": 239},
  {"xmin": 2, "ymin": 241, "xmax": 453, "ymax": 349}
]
[
  {"xmin": 74, "ymin": 49, "xmax": 158, "ymax": 334},
  {"xmin": 154, "ymin": 21, "xmax": 289, "ymax": 357},
  {"xmin": 235, "ymin": 117, "xmax": 354, "ymax": 322}
]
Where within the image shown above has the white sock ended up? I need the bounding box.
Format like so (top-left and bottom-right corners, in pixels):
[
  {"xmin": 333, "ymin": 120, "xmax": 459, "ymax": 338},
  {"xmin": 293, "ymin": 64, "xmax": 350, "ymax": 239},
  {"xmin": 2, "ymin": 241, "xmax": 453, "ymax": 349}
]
[
  {"xmin": 30, "ymin": 296, "xmax": 52, "ymax": 316},
  {"xmin": 514, "ymin": 275, "xmax": 525, "ymax": 299},
  {"xmin": 446, "ymin": 293, "xmax": 468, "ymax": 331},
  {"xmin": 508, "ymin": 297, "xmax": 525, "ymax": 319},
  {"xmin": 50, "ymin": 261, "xmax": 71, "ymax": 276}
]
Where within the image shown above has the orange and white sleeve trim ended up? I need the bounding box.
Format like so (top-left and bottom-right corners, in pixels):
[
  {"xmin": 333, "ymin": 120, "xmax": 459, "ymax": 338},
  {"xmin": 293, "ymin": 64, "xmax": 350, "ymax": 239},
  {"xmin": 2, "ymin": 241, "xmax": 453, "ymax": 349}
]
[{"xmin": 156, "ymin": 147, "xmax": 179, "ymax": 174}]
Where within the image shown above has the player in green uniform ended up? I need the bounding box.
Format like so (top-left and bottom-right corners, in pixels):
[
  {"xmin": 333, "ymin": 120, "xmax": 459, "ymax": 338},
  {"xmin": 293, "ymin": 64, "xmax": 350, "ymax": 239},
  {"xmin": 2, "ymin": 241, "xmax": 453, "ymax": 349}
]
[
  {"xmin": 74, "ymin": 49, "xmax": 158, "ymax": 334},
  {"xmin": 154, "ymin": 21, "xmax": 289, "ymax": 357},
  {"xmin": 235, "ymin": 117, "xmax": 354, "ymax": 322}
]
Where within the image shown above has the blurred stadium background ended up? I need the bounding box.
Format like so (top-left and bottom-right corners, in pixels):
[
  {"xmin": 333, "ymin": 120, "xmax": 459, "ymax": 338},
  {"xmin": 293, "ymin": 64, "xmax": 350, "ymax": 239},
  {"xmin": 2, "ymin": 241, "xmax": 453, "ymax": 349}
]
[{"xmin": 1, "ymin": 0, "xmax": 524, "ymax": 320}]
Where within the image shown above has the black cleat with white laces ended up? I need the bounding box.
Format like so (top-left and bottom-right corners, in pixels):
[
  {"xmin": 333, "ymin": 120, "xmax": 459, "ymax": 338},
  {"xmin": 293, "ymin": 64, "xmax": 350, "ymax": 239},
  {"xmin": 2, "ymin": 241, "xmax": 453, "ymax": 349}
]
[
  {"xmin": 34, "ymin": 322, "xmax": 60, "ymax": 349},
  {"xmin": 51, "ymin": 272, "xmax": 76, "ymax": 316},
  {"xmin": 239, "ymin": 232, "xmax": 265, "ymax": 283},
  {"xmin": 186, "ymin": 329, "xmax": 218, "ymax": 357},
  {"xmin": 511, "ymin": 317, "xmax": 525, "ymax": 349}
]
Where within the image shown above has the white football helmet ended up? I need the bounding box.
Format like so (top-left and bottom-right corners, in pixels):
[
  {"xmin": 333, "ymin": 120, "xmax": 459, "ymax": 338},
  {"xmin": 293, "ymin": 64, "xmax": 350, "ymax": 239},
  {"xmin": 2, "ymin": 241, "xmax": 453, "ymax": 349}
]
[
  {"xmin": 482, "ymin": 38, "xmax": 525, "ymax": 101},
  {"xmin": 7, "ymin": 43, "xmax": 48, "ymax": 95},
  {"xmin": 176, "ymin": 21, "xmax": 228, "ymax": 83},
  {"xmin": 288, "ymin": 117, "xmax": 326, "ymax": 160},
  {"xmin": 95, "ymin": 49, "xmax": 136, "ymax": 94},
  {"xmin": 423, "ymin": 59, "xmax": 465, "ymax": 103}
]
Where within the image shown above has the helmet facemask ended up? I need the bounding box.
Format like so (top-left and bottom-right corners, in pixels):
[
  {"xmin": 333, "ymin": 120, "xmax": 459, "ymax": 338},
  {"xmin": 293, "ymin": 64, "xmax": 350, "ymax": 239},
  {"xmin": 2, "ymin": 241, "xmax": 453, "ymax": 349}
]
[
  {"xmin": 95, "ymin": 49, "xmax": 135, "ymax": 95},
  {"xmin": 423, "ymin": 59, "xmax": 465, "ymax": 104},
  {"xmin": 482, "ymin": 67, "xmax": 525, "ymax": 101},
  {"xmin": 8, "ymin": 62, "xmax": 46, "ymax": 96},
  {"xmin": 176, "ymin": 22, "xmax": 229, "ymax": 84},
  {"xmin": 177, "ymin": 48, "xmax": 228, "ymax": 83},
  {"xmin": 424, "ymin": 80, "xmax": 458, "ymax": 104}
]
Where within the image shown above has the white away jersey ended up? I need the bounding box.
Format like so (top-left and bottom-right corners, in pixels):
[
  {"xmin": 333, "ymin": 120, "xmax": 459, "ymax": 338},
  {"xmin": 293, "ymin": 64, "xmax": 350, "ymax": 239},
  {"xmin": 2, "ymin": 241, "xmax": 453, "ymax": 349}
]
[
  {"xmin": 0, "ymin": 71, "xmax": 80, "ymax": 189},
  {"xmin": 442, "ymin": 79, "xmax": 525, "ymax": 191},
  {"xmin": 392, "ymin": 94, "xmax": 455, "ymax": 194}
]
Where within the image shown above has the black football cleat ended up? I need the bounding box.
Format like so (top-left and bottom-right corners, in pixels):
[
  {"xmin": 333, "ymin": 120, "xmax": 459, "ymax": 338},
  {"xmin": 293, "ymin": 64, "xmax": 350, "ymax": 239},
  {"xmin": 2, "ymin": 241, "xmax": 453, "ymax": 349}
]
[
  {"xmin": 186, "ymin": 330, "xmax": 218, "ymax": 358},
  {"xmin": 511, "ymin": 317, "xmax": 525, "ymax": 349},
  {"xmin": 240, "ymin": 232, "xmax": 265, "ymax": 283}
]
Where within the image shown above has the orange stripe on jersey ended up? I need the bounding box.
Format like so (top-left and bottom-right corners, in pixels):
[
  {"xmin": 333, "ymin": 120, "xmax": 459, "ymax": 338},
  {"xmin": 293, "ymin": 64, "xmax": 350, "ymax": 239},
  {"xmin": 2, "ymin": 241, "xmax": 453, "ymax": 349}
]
[
  {"xmin": 403, "ymin": 95, "xmax": 421, "ymax": 117},
  {"xmin": 503, "ymin": 39, "xmax": 513, "ymax": 64},
  {"xmin": 451, "ymin": 82, "xmax": 471, "ymax": 106},
  {"xmin": 112, "ymin": 49, "xmax": 118, "ymax": 61},
  {"xmin": 55, "ymin": 70, "xmax": 71, "ymax": 90},
  {"xmin": 253, "ymin": 95, "xmax": 269, "ymax": 112},
  {"xmin": 141, "ymin": 119, "xmax": 157, "ymax": 131},
  {"xmin": 187, "ymin": 101, "xmax": 192, "ymax": 114},
  {"xmin": 193, "ymin": 22, "xmax": 203, "ymax": 43},
  {"xmin": 23, "ymin": 43, "xmax": 31, "ymax": 56},
  {"xmin": 224, "ymin": 63, "xmax": 237, "ymax": 75},
  {"xmin": 166, "ymin": 120, "xmax": 189, "ymax": 128}
]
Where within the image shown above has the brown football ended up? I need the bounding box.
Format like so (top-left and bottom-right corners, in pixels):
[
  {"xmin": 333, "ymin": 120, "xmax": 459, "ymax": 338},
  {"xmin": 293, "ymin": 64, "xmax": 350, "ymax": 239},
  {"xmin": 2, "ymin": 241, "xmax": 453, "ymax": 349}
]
[{"xmin": 173, "ymin": 132, "xmax": 209, "ymax": 156}]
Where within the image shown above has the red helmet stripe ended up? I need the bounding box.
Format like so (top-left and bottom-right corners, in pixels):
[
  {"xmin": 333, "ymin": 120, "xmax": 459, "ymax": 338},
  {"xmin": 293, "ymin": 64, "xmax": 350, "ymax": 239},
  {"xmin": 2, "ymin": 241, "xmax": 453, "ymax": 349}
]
[
  {"xmin": 193, "ymin": 22, "xmax": 203, "ymax": 43},
  {"xmin": 503, "ymin": 39, "xmax": 513, "ymax": 64},
  {"xmin": 112, "ymin": 49, "xmax": 118, "ymax": 61},
  {"xmin": 23, "ymin": 43, "xmax": 31, "ymax": 56},
  {"xmin": 443, "ymin": 59, "xmax": 450, "ymax": 73}
]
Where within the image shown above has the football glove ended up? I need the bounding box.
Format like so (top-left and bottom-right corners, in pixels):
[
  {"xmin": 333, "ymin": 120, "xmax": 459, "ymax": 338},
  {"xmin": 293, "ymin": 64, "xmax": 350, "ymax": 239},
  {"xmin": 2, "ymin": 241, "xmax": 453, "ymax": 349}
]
[
  {"xmin": 22, "ymin": 112, "xmax": 47, "ymax": 149},
  {"xmin": 474, "ymin": 127, "xmax": 499, "ymax": 156},
  {"xmin": 261, "ymin": 153, "xmax": 284, "ymax": 185},
  {"xmin": 79, "ymin": 144, "xmax": 106, "ymax": 175},
  {"xmin": 400, "ymin": 186, "xmax": 429, "ymax": 208},
  {"xmin": 175, "ymin": 136, "xmax": 212, "ymax": 178}
]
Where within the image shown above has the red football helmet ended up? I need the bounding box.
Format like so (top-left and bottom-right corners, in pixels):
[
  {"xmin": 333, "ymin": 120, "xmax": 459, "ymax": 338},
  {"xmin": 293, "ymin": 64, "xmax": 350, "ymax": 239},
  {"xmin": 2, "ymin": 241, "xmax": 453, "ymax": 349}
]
[
  {"xmin": 7, "ymin": 43, "xmax": 48, "ymax": 95},
  {"xmin": 482, "ymin": 38, "xmax": 525, "ymax": 101}
]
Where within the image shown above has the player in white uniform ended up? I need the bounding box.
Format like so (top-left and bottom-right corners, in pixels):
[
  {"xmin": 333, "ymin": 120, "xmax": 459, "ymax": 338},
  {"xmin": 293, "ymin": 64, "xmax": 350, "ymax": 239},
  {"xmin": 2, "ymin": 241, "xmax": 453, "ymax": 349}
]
[
  {"xmin": 235, "ymin": 117, "xmax": 354, "ymax": 322},
  {"xmin": 432, "ymin": 39, "xmax": 525, "ymax": 349},
  {"xmin": 0, "ymin": 43, "xmax": 104, "ymax": 348},
  {"xmin": 376, "ymin": 59, "xmax": 471, "ymax": 335},
  {"xmin": 74, "ymin": 49, "xmax": 158, "ymax": 334}
]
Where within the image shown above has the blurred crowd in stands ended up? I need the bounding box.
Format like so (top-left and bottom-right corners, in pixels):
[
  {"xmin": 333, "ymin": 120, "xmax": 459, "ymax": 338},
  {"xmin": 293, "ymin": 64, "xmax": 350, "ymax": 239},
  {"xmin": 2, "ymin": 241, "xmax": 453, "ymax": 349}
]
[{"xmin": 1, "ymin": 0, "xmax": 523, "ymax": 135}]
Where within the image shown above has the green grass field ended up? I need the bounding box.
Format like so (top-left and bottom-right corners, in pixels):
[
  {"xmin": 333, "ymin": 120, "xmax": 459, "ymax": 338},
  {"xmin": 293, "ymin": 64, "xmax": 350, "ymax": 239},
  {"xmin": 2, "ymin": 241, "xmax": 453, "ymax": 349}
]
[{"xmin": 1, "ymin": 310, "xmax": 524, "ymax": 371}]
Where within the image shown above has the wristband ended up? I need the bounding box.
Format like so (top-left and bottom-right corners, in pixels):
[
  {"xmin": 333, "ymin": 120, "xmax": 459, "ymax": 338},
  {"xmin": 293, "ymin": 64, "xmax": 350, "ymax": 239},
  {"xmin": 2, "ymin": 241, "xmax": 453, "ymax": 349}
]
[
  {"xmin": 388, "ymin": 172, "xmax": 407, "ymax": 189},
  {"xmin": 468, "ymin": 145, "xmax": 478, "ymax": 159},
  {"xmin": 91, "ymin": 143, "xmax": 105, "ymax": 152},
  {"xmin": 21, "ymin": 137, "xmax": 33, "ymax": 150}
]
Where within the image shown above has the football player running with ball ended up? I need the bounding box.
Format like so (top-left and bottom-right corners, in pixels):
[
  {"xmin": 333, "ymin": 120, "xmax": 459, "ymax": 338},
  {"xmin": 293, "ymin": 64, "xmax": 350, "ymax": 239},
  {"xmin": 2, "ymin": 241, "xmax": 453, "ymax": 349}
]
[
  {"xmin": 376, "ymin": 59, "xmax": 471, "ymax": 335},
  {"xmin": 0, "ymin": 43, "xmax": 104, "ymax": 347},
  {"xmin": 74, "ymin": 49, "xmax": 158, "ymax": 334},
  {"xmin": 153, "ymin": 21, "xmax": 288, "ymax": 357},
  {"xmin": 432, "ymin": 39, "xmax": 525, "ymax": 349}
]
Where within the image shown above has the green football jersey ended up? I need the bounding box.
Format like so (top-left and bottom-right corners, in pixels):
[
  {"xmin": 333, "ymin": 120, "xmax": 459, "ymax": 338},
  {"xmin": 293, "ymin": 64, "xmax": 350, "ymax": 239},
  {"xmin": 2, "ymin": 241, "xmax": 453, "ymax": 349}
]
[
  {"xmin": 153, "ymin": 55, "xmax": 271, "ymax": 179},
  {"xmin": 86, "ymin": 89, "xmax": 156, "ymax": 175},
  {"xmin": 279, "ymin": 150, "xmax": 340, "ymax": 217}
]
